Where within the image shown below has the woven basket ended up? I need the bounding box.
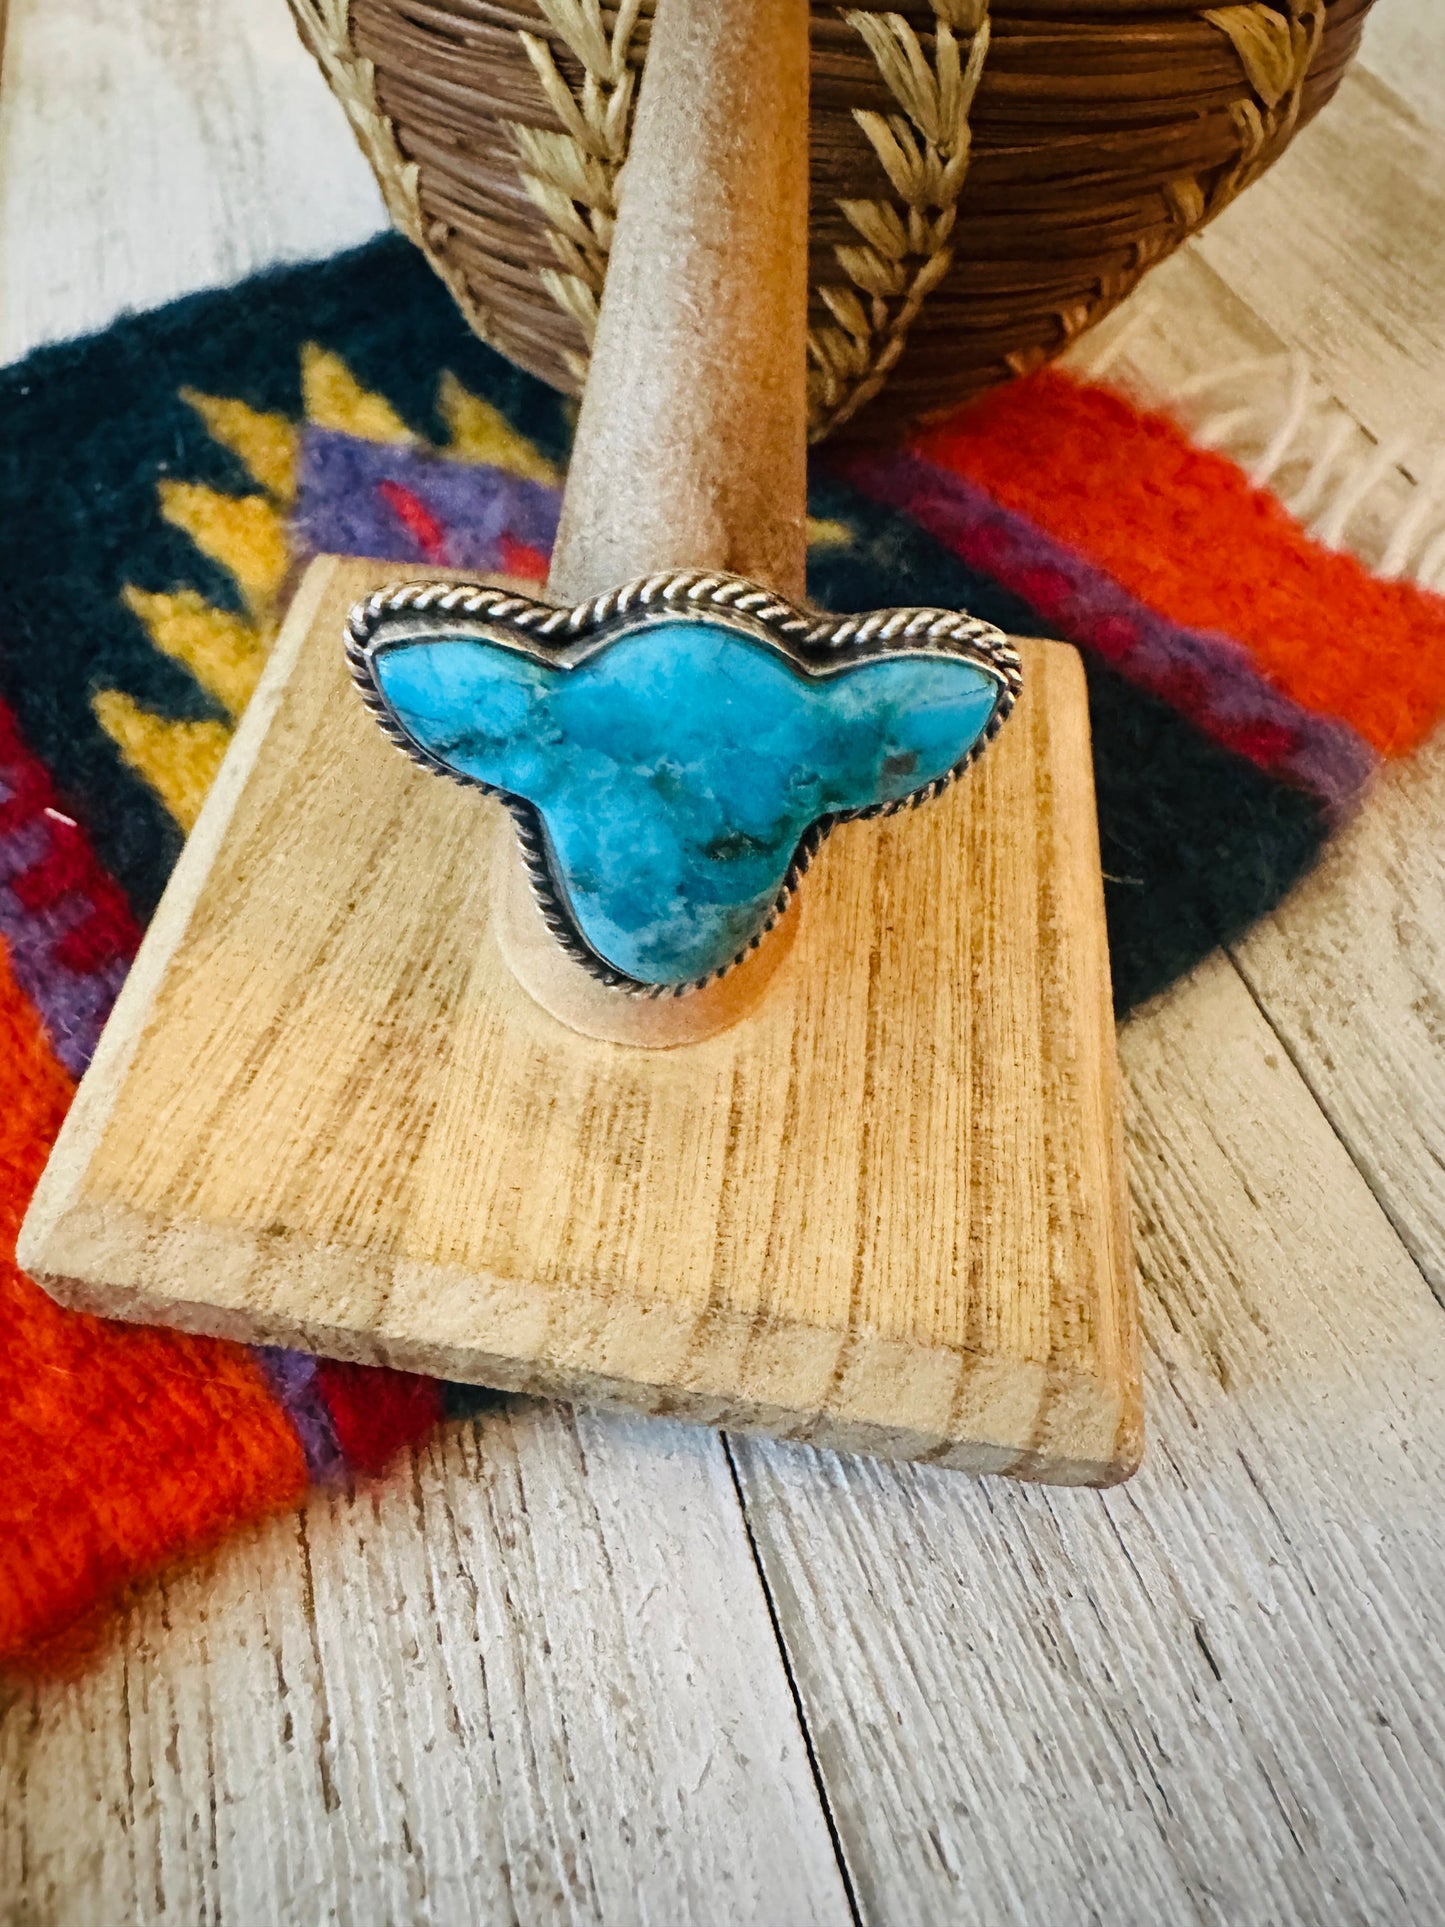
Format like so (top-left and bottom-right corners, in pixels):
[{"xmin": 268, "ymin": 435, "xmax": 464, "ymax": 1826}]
[{"xmin": 291, "ymin": 0, "xmax": 1372, "ymax": 441}]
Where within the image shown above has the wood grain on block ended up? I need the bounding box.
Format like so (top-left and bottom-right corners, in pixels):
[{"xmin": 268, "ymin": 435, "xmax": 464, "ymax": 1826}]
[
  {"xmin": 493, "ymin": 843, "xmax": 804, "ymax": 1047},
  {"xmin": 19, "ymin": 555, "xmax": 1138, "ymax": 1484}
]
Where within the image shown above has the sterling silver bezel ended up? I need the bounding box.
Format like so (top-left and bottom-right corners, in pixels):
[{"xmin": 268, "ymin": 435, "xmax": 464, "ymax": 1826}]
[{"xmin": 345, "ymin": 569, "xmax": 1023, "ymax": 997}]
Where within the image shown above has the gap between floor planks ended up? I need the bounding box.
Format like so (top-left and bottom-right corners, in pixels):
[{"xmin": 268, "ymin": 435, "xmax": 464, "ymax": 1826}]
[
  {"xmin": 1067, "ymin": 56, "xmax": 1445, "ymax": 1302},
  {"xmin": 8, "ymin": 952, "xmax": 1445, "ymax": 1923},
  {"xmin": 733, "ymin": 950, "xmax": 1445, "ymax": 1924},
  {"xmin": 0, "ymin": 5, "xmax": 854, "ymax": 1916},
  {"xmin": 2, "ymin": 7, "xmax": 1445, "ymax": 1919}
]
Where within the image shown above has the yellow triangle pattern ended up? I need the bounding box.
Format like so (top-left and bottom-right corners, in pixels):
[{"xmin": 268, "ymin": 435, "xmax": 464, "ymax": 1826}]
[
  {"xmin": 121, "ymin": 586, "xmax": 268, "ymax": 721},
  {"xmin": 102, "ymin": 346, "xmax": 733, "ymax": 842},
  {"xmin": 179, "ymin": 388, "xmax": 300, "ymax": 505},
  {"xmin": 301, "ymin": 342, "xmax": 413, "ymax": 444},
  {"xmin": 805, "ymin": 517, "xmax": 854, "ymax": 548},
  {"xmin": 92, "ymin": 692, "xmax": 231, "ymax": 834},
  {"xmin": 437, "ymin": 371, "xmax": 560, "ymax": 484},
  {"xmin": 158, "ymin": 480, "xmax": 289, "ymax": 622}
]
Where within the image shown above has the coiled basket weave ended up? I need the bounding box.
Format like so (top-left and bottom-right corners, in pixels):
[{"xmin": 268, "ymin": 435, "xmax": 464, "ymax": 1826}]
[{"xmin": 290, "ymin": 0, "xmax": 1374, "ymax": 441}]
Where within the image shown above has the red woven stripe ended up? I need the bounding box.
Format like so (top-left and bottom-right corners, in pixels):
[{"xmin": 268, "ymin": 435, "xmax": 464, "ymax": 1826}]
[
  {"xmin": 378, "ymin": 478, "xmax": 449, "ymax": 565},
  {"xmin": 914, "ymin": 370, "xmax": 1445, "ymax": 758},
  {"xmin": 498, "ymin": 530, "xmax": 550, "ymax": 582},
  {"xmin": 314, "ymin": 1358, "xmax": 443, "ymax": 1478},
  {"xmin": 0, "ymin": 940, "xmax": 307, "ymax": 1664}
]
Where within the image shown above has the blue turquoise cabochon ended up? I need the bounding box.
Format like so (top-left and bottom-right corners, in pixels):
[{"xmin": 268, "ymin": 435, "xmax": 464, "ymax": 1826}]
[{"xmin": 352, "ymin": 581, "xmax": 1018, "ymax": 988}]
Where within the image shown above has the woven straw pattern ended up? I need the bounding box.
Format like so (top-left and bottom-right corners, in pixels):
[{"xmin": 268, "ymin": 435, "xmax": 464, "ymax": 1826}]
[{"xmin": 288, "ymin": 0, "xmax": 1373, "ymax": 439}]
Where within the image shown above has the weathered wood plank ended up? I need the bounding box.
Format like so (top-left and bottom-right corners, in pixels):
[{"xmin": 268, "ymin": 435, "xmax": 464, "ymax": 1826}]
[
  {"xmin": 1075, "ymin": 57, "xmax": 1445, "ymax": 1303},
  {"xmin": 1359, "ymin": 1, "xmax": 1445, "ymax": 146},
  {"xmin": 726, "ymin": 58, "xmax": 1445, "ymax": 1918},
  {"xmin": 0, "ymin": 6, "xmax": 851, "ymax": 1920},
  {"xmin": 0, "ymin": 0, "xmax": 385, "ymax": 364},
  {"xmin": 1, "ymin": 1404, "xmax": 852, "ymax": 1925},
  {"xmin": 1194, "ymin": 65, "xmax": 1445, "ymax": 458},
  {"xmin": 733, "ymin": 955, "xmax": 1445, "ymax": 1926},
  {"xmin": 1231, "ymin": 737, "xmax": 1445, "ymax": 1296},
  {"xmin": 1214, "ymin": 39, "xmax": 1445, "ymax": 1296},
  {"xmin": 5, "ymin": 4, "xmax": 1445, "ymax": 1925}
]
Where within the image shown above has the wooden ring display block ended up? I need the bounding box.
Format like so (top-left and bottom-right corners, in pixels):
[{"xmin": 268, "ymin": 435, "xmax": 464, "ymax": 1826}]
[{"xmin": 19, "ymin": 557, "xmax": 1140, "ymax": 1484}]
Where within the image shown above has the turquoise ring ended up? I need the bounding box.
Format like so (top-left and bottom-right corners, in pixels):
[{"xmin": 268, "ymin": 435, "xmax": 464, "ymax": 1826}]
[{"xmin": 346, "ymin": 571, "xmax": 1022, "ymax": 996}]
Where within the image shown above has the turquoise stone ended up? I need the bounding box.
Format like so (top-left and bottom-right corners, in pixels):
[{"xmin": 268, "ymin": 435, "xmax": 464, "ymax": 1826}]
[{"xmin": 373, "ymin": 617, "xmax": 1000, "ymax": 984}]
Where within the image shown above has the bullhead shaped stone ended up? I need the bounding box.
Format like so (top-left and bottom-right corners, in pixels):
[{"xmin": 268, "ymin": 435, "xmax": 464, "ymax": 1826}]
[{"xmin": 347, "ymin": 573, "xmax": 1021, "ymax": 992}]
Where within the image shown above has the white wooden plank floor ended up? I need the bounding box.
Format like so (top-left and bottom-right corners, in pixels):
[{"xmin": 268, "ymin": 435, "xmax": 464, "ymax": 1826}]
[{"xmin": 2, "ymin": 4, "xmax": 1444, "ymax": 1922}]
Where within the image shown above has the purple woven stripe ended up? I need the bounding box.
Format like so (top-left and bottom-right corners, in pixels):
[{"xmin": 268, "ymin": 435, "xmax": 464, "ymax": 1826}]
[
  {"xmin": 0, "ymin": 796, "xmax": 129, "ymax": 1077},
  {"xmin": 293, "ymin": 428, "xmax": 560, "ymax": 568},
  {"xmin": 839, "ymin": 448, "xmax": 1377, "ymax": 820},
  {"xmin": 253, "ymin": 1346, "xmax": 348, "ymax": 1483},
  {"xmin": 0, "ymin": 786, "xmax": 331, "ymax": 1475}
]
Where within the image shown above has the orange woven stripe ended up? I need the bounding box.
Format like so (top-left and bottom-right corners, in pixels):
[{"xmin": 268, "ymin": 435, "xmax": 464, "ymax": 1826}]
[
  {"xmin": 914, "ymin": 371, "xmax": 1445, "ymax": 758},
  {"xmin": 0, "ymin": 942, "xmax": 307, "ymax": 1663}
]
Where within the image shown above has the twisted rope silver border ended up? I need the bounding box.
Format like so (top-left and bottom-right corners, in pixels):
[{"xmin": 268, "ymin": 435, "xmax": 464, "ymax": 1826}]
[{"xmin": 345, "ymin": 570, "xmax": 1022, "ymax": 998}]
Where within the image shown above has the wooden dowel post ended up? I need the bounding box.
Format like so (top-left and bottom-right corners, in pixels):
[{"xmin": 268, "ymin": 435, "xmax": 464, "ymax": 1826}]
[
  {"xmin": 498, "ymin": 0, "xmax": 813, "ymax": 1042},
  {"xmin": 548, "ymin": 0, "xmax": 811, "ymax": 605}
]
